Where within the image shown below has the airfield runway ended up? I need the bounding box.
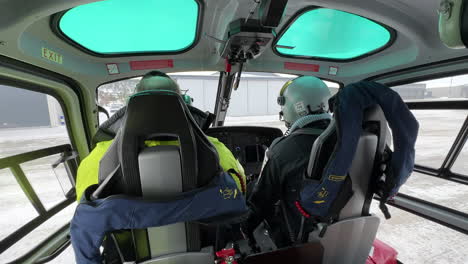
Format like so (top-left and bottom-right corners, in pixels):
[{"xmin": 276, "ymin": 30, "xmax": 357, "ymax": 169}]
[{"xmin": 0, "ymin": 110, "xmax": 466, "ymax": 263}]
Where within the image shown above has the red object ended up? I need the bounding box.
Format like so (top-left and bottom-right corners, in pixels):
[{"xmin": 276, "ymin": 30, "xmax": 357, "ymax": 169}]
[
  {"xmin": 216, "ymin": 248, "xmax": 238, "ymax": 264},
  {"xmin": 284, "ymin": 62, "xmax": 320, "ymax": 72},
  {"xmin": 294, "ymin": 201, "xmax": 310, "ymax": 218},
  {"xmin": 225, "ymin": 59, "xmax": 232, "ymax": 73},
  {"xmin": 366, "ymin": 239, "xmax": 398, "ymax": 264},
  {"xmin": 228, "ymin": 169, "xmax": 246, "ymax": 194},
  {"xmin": 129, "ymin": 59, "xmax": 174, "ymax": 71}
]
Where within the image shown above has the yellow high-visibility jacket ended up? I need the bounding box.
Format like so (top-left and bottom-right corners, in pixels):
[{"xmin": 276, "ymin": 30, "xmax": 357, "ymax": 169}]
[{"xmin": 75, "ymin": 136, "xmax": 246, "ymax": 201}]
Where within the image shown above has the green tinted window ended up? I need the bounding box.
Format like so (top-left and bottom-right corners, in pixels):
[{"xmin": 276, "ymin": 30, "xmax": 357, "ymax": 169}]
[
  {"xmin": 275, "ymin": 8, "xmax": 391, "ymax": 60},
  {"xmin": 59, "ymin": 0, "xmax": 199, "ymax": 54}
]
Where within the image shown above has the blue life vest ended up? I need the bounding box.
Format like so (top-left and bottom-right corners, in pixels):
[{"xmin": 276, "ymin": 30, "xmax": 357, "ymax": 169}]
[{"xmin": 300, "ymin": 81, "xmax": 419, "ymax": 219}]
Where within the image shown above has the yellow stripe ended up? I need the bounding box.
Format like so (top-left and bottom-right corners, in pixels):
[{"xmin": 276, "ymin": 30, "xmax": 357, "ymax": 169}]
[
  {"xmin": 76, "ymin": 137, "xmax": 247, "ymax": 201},
  {"xmin": 279, "ymin": 79, "xmax": 293, "ymax": 96},
  {"xmin": 328, "ymin": 175, "xmax": 346, "ymax": 182},
  {"xmin": 313, "ymin": 200, "xmax": 326, "ymax": 204}
]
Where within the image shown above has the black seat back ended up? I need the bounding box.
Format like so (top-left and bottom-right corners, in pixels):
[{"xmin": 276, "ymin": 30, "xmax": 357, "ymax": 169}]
[
  {"xmin": 120, "ymin": 91, "xmax": 221, "ymax": 195},
  {"xmin": 119, "ymin": 91, "xmax": 221, "ymax": 262}
]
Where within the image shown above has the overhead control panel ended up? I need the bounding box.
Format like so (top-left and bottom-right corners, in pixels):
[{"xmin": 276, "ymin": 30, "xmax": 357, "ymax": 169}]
[
  {"xmin": 220, "ymin": 0, "xmax": 288, "ymax": 63},
  {"xmin": 220, "ymin": 19, "xmax": 273, "ymax": 63},
  {"xmin": 213, "ymin": 1, "xmax": 288, "ymax": 127}
]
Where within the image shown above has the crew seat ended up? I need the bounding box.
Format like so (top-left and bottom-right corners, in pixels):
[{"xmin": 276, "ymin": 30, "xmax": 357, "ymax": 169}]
[
  {"xmin": 245, "ymin": 106, "xmax": 388, "ymax": 264},
  {"xmin": 116, "ymin": 91, "xmax": 224, "ymax": 263},
  {"xmin": 306, "ymin": 105, "xmax": 388, "ymax": 264}
]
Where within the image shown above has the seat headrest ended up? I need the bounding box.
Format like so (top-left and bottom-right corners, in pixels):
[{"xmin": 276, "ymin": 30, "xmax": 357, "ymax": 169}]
[
  {"xmin": 439, "ymin": 0, "xmax": 468, "ymax": 48},
  {"xmin": 119, "ymin": 91, "xmax": 220, "ymax": 195}
]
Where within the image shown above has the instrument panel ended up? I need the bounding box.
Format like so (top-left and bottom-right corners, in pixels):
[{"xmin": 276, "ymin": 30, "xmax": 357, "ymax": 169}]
[{"xmin": 206, "ymin": 126, "xmax": 283, "ymax": 180}]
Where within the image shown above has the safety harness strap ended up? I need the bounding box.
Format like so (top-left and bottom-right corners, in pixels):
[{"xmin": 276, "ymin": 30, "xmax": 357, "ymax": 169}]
[
  {"xmin": 267, "ymin": 127, "xmax": 324, "ymax": 159},
  {"xmin": 270, "ymin": 127, "xmax": 325, "ymax": 245}
]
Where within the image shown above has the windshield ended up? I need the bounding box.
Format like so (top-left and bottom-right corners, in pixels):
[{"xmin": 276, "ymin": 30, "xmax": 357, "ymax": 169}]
[{"xmin": 97, "ymin": 72, "xmax": 220, "ymax": 123}]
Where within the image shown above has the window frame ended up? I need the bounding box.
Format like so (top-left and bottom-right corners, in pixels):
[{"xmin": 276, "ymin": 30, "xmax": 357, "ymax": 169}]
[
  {"xmin": 272, "ymin": 6, "xmax": 397, "ymax": 62},
  {"xmin": 96, "ymin": 72, "xmax": 226, "ymax": 125},
  {"xmin": 0, "ymin": 55, "xmax": 87, "ymax": 262},
  {"xmin": 385, "ymin": 71, "xmax": 468, "ymax": 185},
  {"xmin": 406, "ymin": 103, "xmax": 468, "ymax": 185},
  {"xmin": 367, "ymin": 64, "xmax": 468, "ymax": 235},
  {"xmin": 95, "ymin": 72, "xmax": 344, "ymax": 118},
  {"xmin": 0, "ymin": 54, "xmax": 92, "ymax": 153},
  {"xmin": 50, "ymin": 0, "xmax": 204, "ymax": 57},
  {"xmin": 377, "ymin": 78, "xmax": 468, "ymax": 236},
  {"xmin": 373, "ymin": 66, "xmax": 468, "ymax": 184},
  {"xmin": 382, "ymin": 78, "xmax": 468, "ymax": 235},
  {"xmin": 0, "ymin": 79, "xmax": 82, "ymax": 154},
  {"xmin": 0, "ymin": 85, "xmax": 78, "ymax": 261}
]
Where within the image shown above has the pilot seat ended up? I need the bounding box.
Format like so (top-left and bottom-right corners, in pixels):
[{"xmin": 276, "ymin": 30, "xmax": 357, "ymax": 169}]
[{"xmin": 71, "ymin": 90, "xmax": 247, "ymax": 264}]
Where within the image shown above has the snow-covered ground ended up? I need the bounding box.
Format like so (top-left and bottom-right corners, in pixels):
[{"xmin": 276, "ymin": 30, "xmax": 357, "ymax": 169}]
[{"xmin": 0, "ymin": 110, "xmax": 467, "ymax": 263}]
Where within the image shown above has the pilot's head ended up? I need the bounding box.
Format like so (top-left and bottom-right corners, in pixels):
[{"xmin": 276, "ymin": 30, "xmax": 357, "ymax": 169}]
[
  {"xmin": 134, "ymin": 70, "xmax": 193, "ymax": 105},
  {"xmin": 135, "ymin": 70, "xmax": 181, "ymax": 94},
  {"xmin": 277, "ymin": 76, "xmax": 331, "ymax": 128}
]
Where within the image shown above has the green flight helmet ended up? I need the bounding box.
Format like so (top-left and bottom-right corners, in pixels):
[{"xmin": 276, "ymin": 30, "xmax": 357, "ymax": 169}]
[
  {"xmin": 277, "ymin": 76, "xmax": 331, "ymax": 128},
  {"xmin": 135, "ymin": 70, "xmax": 181, "ymax": 94}
]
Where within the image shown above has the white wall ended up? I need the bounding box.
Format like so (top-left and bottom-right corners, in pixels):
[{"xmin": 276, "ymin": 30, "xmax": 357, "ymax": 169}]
[
  {"xmin": 177, "ymin": 76, "xmax": 294, "ymax": 117},
  {"xmin": 227, "ymin": 79, "xmax": 287, "ymax": 117},
  {"xmin": 229, "ymin": 81, "xmax": 248, "ymax": 116},
  {"xmin": 204, "ymin": 80, "xmax": 218, "ymax": 112},
  {"xmin": 267, "ymin": 81, "xmax": 284, "ymax": 115},
  {"xmin": 176, "ymin": 79, "xmax": 218, "ymax": 112},
  {"xmin": 246, "ymin": 81, "xmax": 268, "ymax": 115}
]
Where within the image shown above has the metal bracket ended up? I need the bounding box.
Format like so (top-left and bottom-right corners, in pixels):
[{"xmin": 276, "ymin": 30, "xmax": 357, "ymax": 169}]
[
  {"xmin": 52, "ymin": 150, "xmax": 78, "ymax": 197},
  {"xmin": 213, "ymin": 63, "xmax": 244, "ymax": 127}
]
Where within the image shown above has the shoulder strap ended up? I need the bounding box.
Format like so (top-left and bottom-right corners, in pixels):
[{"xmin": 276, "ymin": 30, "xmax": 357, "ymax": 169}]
[
  {"xmin": 93, "ymin": 107, "xmax": 127, "ymax": 144},
  {"xmin": 291, "ymin": 127, "xmax": 324, "ymax": 137},
  {"xmin": 267, "ymin": 128, "xmax": 325, "ymax": 158},
  {"xmin": 376, "ymin": 146, "xmax": 394, "ymax": 219},
  {"xmin": 267, "ymin": 137, "xmax": 284, "ymax": 153}
]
